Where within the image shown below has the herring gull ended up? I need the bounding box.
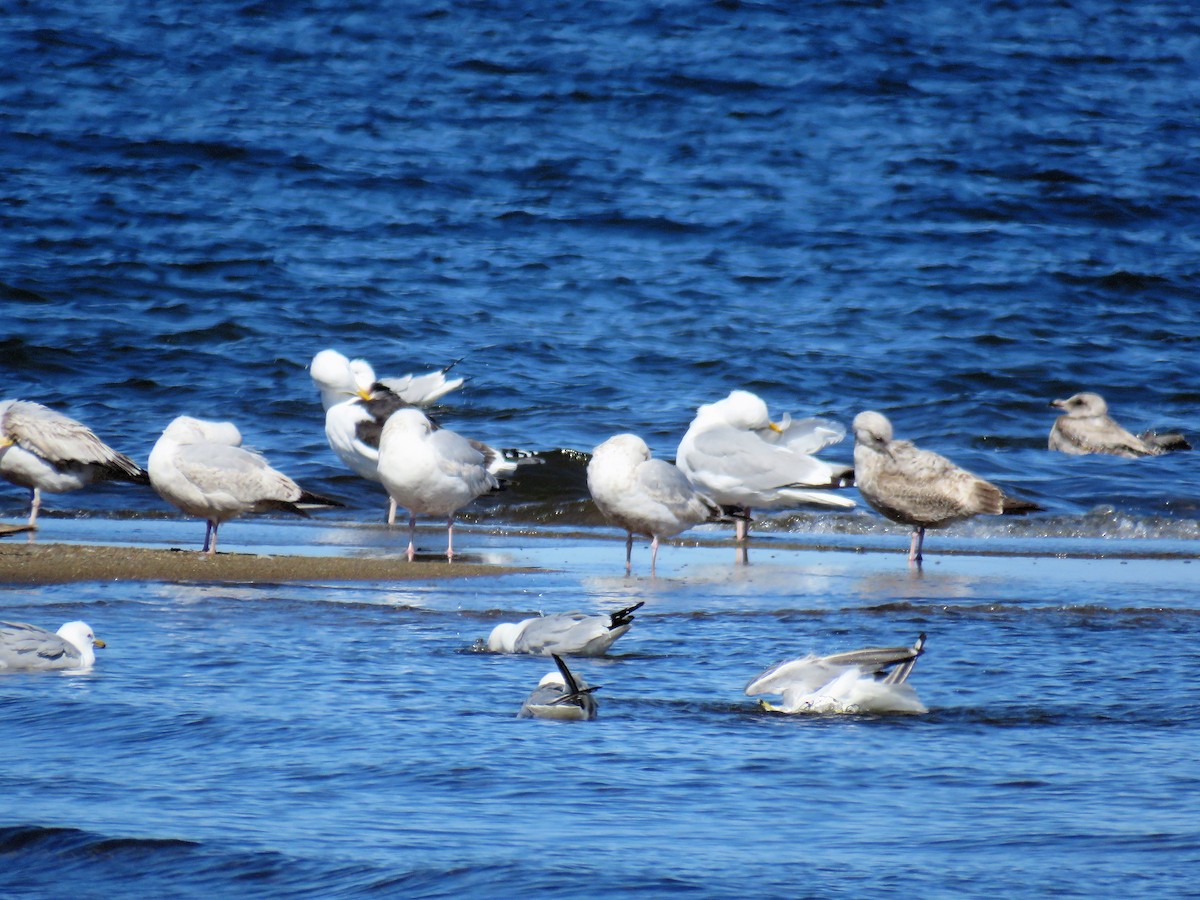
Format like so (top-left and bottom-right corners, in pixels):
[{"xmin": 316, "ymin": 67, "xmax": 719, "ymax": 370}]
[
  {"xmin": 746, "ymin": 633, "xmax": 927, "ymax": 715},
  {"xmin": 676, "ymin": 391, "xmax": 855, "ymax": 542},
  {"xmin": 148, "ymin": 415, "xmax": 341, "ymax": 554},
  {"xmin": 519, "ymin": 654, "xmax": 600, "ymax": 721},
  {"xmin": 853, "ymin": 410, "xmax": 1039, "ymax": 562},
  {"xmin": 1049, "ymin": 392, "xmax": 1190, "ymax": 458},
  {"xmin": 485, "ymin": 602, "xmax": 644, "ymax": 656},
  {"xmin": 0, "ymin": 620, "xmax": 106, "ymax": 671},
  {"xmin": 0, "ymin": 400, "xmax": 147, "ymax": 530},
  {"xmin": 587, "ymin": 433, "xmax": 729, "ymax": 573},
  {"xmin": 377, "ymin": 407, "xmax": 500, "ymax": 560},
  {"xmin": 311, "ymin": 348, "xmax": 463, "ymax": 411}
]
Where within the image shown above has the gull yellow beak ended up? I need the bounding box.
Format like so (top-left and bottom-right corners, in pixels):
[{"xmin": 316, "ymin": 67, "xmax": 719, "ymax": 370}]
[
  {"xmin": 355, "ymin": 387, "xmax": 373, "ymax": 401},
  {"xmin": 93, "ymin": 638, "xmax": 107, "ymax": 649},
  {"xmin": 768, "ymin": 421, "xmax": 783, "ymax": 433}
]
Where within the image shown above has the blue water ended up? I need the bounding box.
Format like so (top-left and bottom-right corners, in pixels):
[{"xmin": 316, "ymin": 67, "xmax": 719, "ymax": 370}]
[{"xmin": 3, "ymin": 0, "xmax": 1200, "ymax": 895}]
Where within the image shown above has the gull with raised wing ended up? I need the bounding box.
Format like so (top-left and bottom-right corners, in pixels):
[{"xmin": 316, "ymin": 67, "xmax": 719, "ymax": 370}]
[
  {"xmin": 0, "ymin": 400, "xmax": 147, "ymax": 530},
  {"xmin": 519, "ymin": 654, "xmax": 600, "ymax": 721},
  {"xmin": 676, "ymin": 390, "xmax": 854, "ymax": 542},
  {"xmin": 746, "ymin": 633, "xmax": 927, "ymax": 715},
  {"xmin": 149, "ymin": 415, "xmax": 341, "ymax": 554}
]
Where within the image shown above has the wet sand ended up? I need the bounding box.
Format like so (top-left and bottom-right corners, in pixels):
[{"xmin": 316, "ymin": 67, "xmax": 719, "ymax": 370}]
[{"xmin": 0, "ymin": 542, "xmax": 532, "ymax": 584}]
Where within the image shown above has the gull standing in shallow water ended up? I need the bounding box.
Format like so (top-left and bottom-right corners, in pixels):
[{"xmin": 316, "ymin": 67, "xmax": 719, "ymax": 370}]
[
  {"xmin": 519, "ymin": 654, "xmax": 600, "ymax": 721},
  {"xmin": 1049, "ymin": 391, "xmax": 1191, "ymax": 458},
  {"xmin": 485, "ymin": 602, "xmax": 644, "ymax": 656},
  {"xmin": 746, "ymin": 633, "xmax": 927, "ymax": 715},
  {"xmin": 377, "ymin": 408, "xmax": 499, "ymax": 560},
  {"xmin": 587, "ymin": 433, "xmax": 728, "ymax": 573},
  {"xmin": 0, "ymin": 400, "xmax": 147, "ymax": 530},
  {"xmin": 0, "ymin": 621, "xmax": 106, "ymax": 671},
  {"xmin": 853, "ymin": 410, "xmax": 1039, "ymax": 563},
  {"xmin": 149, "ymin": 416, "xmax": 341, "ymax": 555},
  {"xmin": 676, "ymin": 391, "xmax": 855, "ymax": 543}
]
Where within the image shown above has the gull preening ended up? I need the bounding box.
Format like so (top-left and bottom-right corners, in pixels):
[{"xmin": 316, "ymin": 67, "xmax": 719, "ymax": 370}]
[
  {"xmin": 746, "ymin": 633, "xmax": 927, "ymax": 714},
  {"xmin": 377, "ymin": 407, "xmax": 500, "ymax": 560},
  {"xmin": 587, "ymin": 433, "xmax": 727, "ymax": 573},
  {"xmin": 853, "ymin": 410, "xmax": 1039, "ymax": 562},
  {"xmin": 1049, "ymin": 391, "xmax": 1191, "ymax": 458},
  {"xmin": 311, "ymin": 348, "xmax": 463, "ymax": 411},
  {"xmin": 486, "ymin": 602, "xmax": 644, "ymax": 656},
  {"xmin": 148, "ymin": 415, "xmax": 340, "ymax": 554},
  {"xmin": 0, "ymin": 400, "xmax": 146, "ymax": 530},
  {"xmin": 0, "ymin": 620, "xmax": 106, "ymax": 671},
  {"xmin": 676, "ymin": 391, "xmax": 855, "ymax": 542},
  {"xmin": 519, "ymin": 654, "xmax": 600, "ymax": 721}
]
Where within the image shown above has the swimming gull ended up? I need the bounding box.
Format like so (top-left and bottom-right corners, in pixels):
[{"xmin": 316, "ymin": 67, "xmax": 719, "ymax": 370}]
[
  {"xmin": 0, "ymin": 400, "xmax": 147, "ymax": 530},
  {"xmin": 0, "ymin": 620, "xmax": 106, "ymax": 671},
  {"xmin": 676, "ymin": 390, "xmax": 855, "ymax": 542},
  {"xmin": 519, "ymin": 654, "xmax": 600, "ymax": 721},
  {"xmin": 853, "ymin": 410, "xmax": 1039, "ymax": 562},
  {"xmin": 377, "ymin": 407, "xmax": 500, "ymax": 560},
  {"xmin": 746, "ymin": 633, "xmax": 927, "ymax": 715},
  {"xmin": 148, "ymin": 415, "xmax": 341, "ymax": 554},
  {"xmin": 485, "ymin": 602, "xmax": 644, "ymax": 656},
  {"xmin": 1049, "ymin": 391, "xmax": 1191, "ymax": 458},
  {"xmin": 587, "ymin": 433, "xmax": 730, "ymax": 573}
]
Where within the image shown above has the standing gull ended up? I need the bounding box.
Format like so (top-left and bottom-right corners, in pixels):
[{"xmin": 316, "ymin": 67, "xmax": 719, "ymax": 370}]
[
  {"xmin": 587, "ymin": 433, "xmax": 728, "ymax": 573},
  {"xmin": 377, "ymin": 407, "xmax": 499, "ymax": 560},
  {"xmin": 1049, "ymin": 391, "xmax": 1190, "ymax": 458},
  {"xmin": 676, "ymin": 391, "xmax": 855, "ymax": 543},
  {"xmin": 746, "ymin": 633, "xmax": 927, "ymax": 715},
  {"xmin": 519, "ymin": 654, "xmax": 600, "ymax": 721},
  {"xmin": 0, "ymin": 620, "xmax": 106, "ymax": 671},
  {"xmin": 0, "ymin": 400, "xmax": 147, "ymax": 530},
  {"xmin": 853, "ymin": 410, "xmax": 1039, "ymax": 562},
  {"xmin": 485, "ymin": 602, "xmax": 644, "ymax": 656},
  {"xmin": 311, "ymin": 348, "xmax": 463, "ymax": 412},
  {"xmin": 149, "ymin": 416, "xmax": 340, "ymax": 554}
]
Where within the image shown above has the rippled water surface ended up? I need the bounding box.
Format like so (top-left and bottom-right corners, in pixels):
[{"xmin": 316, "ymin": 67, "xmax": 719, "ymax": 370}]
[{"xmin": 3, "ymin": 0, "xmax": 1200, "ymax": 895}]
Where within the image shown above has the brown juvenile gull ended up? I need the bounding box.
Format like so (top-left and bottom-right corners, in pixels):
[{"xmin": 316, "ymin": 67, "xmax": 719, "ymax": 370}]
[
  {"xmin": 852, "ymin": 410, "xmax": 1039, "ymax": 562},
  {"xmin": 0, "ymin": 620, "xmax": 106, "ymax": 671},
  {"xmin": 518, "ymin": 654, "xmax": 600, "ymax": 721},
  {"xmin": 587, "ymin": 433, "xmax": 729, "ymax": 573},
  {"xmin": 676, "ymin": 390, "xmax": 855, "ymax": 543},
  {"xmin": 0, "ymin": 400, "xmax": 146, "ymax": 529},
  {"xmin": 148, "ymin": 415, "xmax": 341, "ymax": 555},
  {"xmin": 745, "ymin": 633, "xmax": 927, "ymax": 715},
  {"xmin": 1049, "ymin": 392, "xmax": 1191, "ymax": 458}
]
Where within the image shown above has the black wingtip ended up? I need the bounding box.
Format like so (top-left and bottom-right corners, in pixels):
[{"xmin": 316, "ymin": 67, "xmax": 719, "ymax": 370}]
[{"xmin": 610, "ymin": 601, "xmax": 645, "ymax": 628}]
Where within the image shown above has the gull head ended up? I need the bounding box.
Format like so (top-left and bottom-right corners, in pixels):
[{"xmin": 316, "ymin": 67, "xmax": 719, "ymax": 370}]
[
  {"xmin": 381, "ymin": 407, "xmax": 434, "ymax": 440},
  {"xmin": 56, "ymin": 621, "xmax": 105, "ymax": 667},
  {"xmin": 852, "ymin": 410, "xmax": 894, "ymax": 451},
  {"xmin": 592, "ymin": 433, "xmax": 652, "ymax": 465},
  {"xmin": 486, "ymin": 622, "xmax": 522, "ymax": 653},
  {"xmin": 310, "ymin": 349, "xmax": 357, "ymax": 393},
  {"xmin": 697, "ymin": 390, "xmax": 775, "ymax": 432},
  {"xmin": 1051, "ymin": 392, "xmax": 1107, "ymax": 418},
  {"xmin": 160, "ymin": 416, "xmax": 243, "ymax": 447}
]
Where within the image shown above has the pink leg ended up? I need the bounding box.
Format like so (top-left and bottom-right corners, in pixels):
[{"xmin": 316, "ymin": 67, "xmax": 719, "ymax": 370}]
[
  {"xmin": 386, "ymin": 497, "xmax": 397, "ymax": 526},
  {"xmin": 908, "ymin": 527, "xmax": 925, "ymax": 563},
  {"xmin": 735, "ymin": 508, "xmax": 750, "ymax": 543},
  {"xmin": 446, "ymin": 514, "xmax": 456, "ymax": 560},
  {"xmin": 205, "ymin": 521, "xmax": 219, "ymax": 556},
  {"xmin": 650, "ymin": 535, "xmax": 660, "ymax": 575},
  {"xmin": 27, "ymin": 488, "xmax": 41, "ymax": 529},
  {"xmin": 406, "ymin": 513, "xmax": 417, "ymax": 561}
]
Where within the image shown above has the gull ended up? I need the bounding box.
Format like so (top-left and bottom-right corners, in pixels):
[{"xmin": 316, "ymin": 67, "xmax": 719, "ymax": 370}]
[
  {"xmin": 0, "ymin": 400, "xmax": 147, "ymax": 530},
  {"xmin": 148, "ymin": 415, "xmax": 340, "ymax": 554},
  {"xmin": 377, "ymin": 407, "xmax": 500, "ymax": 560},
  {"xmin": 485, "ymin": 602, "xmax": 644, "ymax": 656},
  {"xmin": 676, "ymin": 390, "xmax": 855, "ymax": 542},
  {"xmin": 1049, "ymin": 392, "xmax": 1190, "ymax": 458},
  {"xmin": 853, "ymin": 410, "xmax": 1039, "ymax": 562},
  {"xmin": 519, "ymin": 654, "xmax": 600, "ymax": 721},
  {"xmin": 0, "ymin": 620, "xmax": 106, "ymax": 671},
  {"xmin": 311, "ymin": 348, "xmax": 463, "ymax": 412},
  {"xmin": 587, "ymin": 433, "xmax": 728, "ymax": 573},
  {"xmin": 746, "ymin": 633, "xmax": 927, "ymax": 714}
]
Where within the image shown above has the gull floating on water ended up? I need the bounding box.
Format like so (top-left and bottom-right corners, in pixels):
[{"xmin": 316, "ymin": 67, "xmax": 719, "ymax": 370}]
[
  {"xmin": 1049, "ymin": 391, "xmax": 1191, "ymax": 458},
  {"xmin": 377, "ymin": 407, "xmax": 500, "ymax": 560},
  {"xmin": 148, "ymin": 415, "xmax": 341, "ymax": 554},
  {"xmin": 519, "ymin": 653, "xmax": 600, "ymax": 721},
  {"xmin": 486, "ymin": 602, "xmax": 644, "ymax": 656},
  {"xmin": 676, "ymin": 391, "xmax": 855, "ymax": 542},
  {"xmin": 0, "ymin": 400, "xmax": 146, "ymax": 530},
  {"xmin": 587, "ymin": 433, "xmax": 729, "ymax": 573},
  {"xmin": 746, "ymin": 633, "xmax": 927, "ymax": 715},
  {"xmin": 0, "ymin": 620, "xmax": 106, "ymax": 671},
  {"xmin": 853, "ymin": 410, "xmax": 1039, "ymax": 562}
]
